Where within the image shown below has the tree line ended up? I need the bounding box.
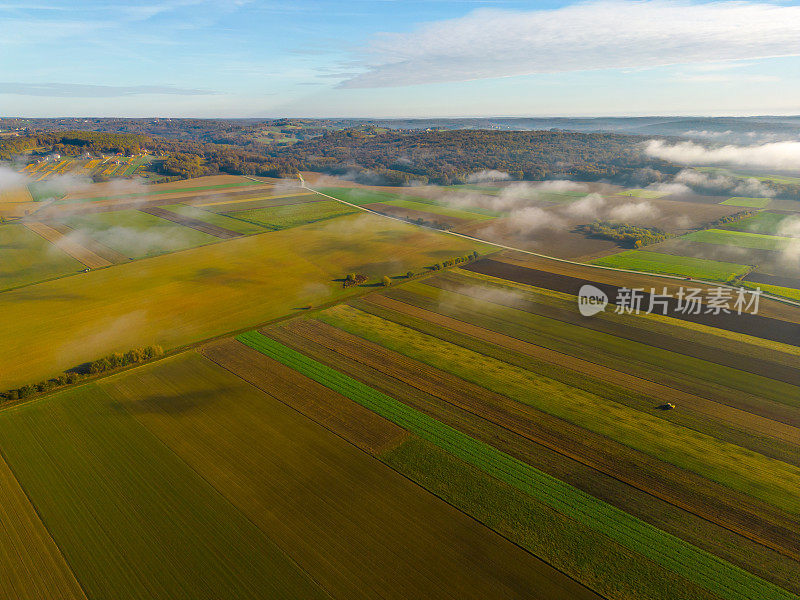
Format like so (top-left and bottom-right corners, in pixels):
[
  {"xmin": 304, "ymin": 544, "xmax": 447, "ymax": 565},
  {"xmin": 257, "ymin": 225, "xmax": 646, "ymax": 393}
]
[{"xmin": 2, "ymin": 345, "xmax": 164, "ymax": 403}]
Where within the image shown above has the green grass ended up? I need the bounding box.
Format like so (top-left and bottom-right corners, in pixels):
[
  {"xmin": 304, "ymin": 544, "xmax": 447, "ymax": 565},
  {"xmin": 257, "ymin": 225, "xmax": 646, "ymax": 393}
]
[
  {"xmin": 228, "ymin": 200, "xmax": 357, "ymax": 230},
  {"xmin": 383, "ymin": 198, "xmax": 494, "ymax": 221},
  {"xmin": 720, "ymin": 212, "xmax": 799, "ymax": 236},
  {"xmin": 721, "ymin": 197, "xmax": 772, "ymax": 208},
  {"xmin": 317, "ymin": 187, "xmax": 402, "ymax": 205},
  {"xmin": 0, "ymin": 224, "xmax": 84, "ymax": 290},
  {"xmin": 384, "ymin": 437, "xmax": 719, "ymax": 600},
  {"xmin": 0, "ymin": 382, "xmax": 329, "ymax": 600},
  {"xmin": 682, "ymin": 229, "xmax": 795, "ymax": 251},
  {"xmin": 314, "ymin": 305, "xmax": 800, "ymax": 516},
  {"xmin": 62, "ymin": 209, "xmax": 218, "ymax": 257},
  {"xmin": 159, "ymin": 203, "xmax": 265, "ymax": 235},
  {"xmin": 591, "ymin": 250, "xmax": 751, "ymax": 281},
  {"xmin": 237, "ymin": 330, "xmax": 797, "ymax": 600}
]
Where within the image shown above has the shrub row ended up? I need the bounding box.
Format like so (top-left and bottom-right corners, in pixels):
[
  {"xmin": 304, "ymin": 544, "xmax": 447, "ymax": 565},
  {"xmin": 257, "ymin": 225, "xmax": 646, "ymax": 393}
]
[{"xmin": 2, "ymin": 345, "xmax": 164, "ymax": 402}]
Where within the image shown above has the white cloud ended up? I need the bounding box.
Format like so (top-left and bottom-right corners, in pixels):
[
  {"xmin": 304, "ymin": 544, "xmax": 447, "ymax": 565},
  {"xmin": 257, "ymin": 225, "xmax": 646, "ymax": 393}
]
[
  {"xmin": 340, "ymin": 1, "xmax": 800, "ymax": 88},
  {"xmin": 644, "ymin": 140, "xmax": 800, "ymax": 170}
]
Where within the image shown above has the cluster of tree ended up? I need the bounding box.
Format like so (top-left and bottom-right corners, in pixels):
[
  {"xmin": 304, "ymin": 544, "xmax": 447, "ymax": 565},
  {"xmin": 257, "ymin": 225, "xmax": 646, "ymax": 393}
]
[
  {"xmin": 430, "ymin": 251, "xmax": 480, "ymax": 270},
  {"xmin": 0, "ymin": 136, "xmax": 39, "ymax": 159},
  {"xmin": 708, "ymin": 210, "xmax": 756, "ymax": 228},
  {"xmin": 88, "ymin": 345, "xmax": 164, "ymax": 374},
  {"xmin": 579, "ymin": 221, "xmax": 668, "ymax": 247},
  {"xmin": 343, "ymin": 273, "xmax": 368, "ymax": 288},
  {"xmin": 2, "ymin": 345, "xmax": 163, "ymax": 403},
  {"xmin": 273, "ymin": 129, "xmax": 677, "ymax": 186}
]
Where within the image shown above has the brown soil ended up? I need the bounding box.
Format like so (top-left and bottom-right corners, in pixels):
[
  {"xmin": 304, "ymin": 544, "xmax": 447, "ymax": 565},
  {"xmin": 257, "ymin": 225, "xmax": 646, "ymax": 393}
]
[{"xmin": 201, "ymin": 339, "xmax": 408, "ymax": 455}]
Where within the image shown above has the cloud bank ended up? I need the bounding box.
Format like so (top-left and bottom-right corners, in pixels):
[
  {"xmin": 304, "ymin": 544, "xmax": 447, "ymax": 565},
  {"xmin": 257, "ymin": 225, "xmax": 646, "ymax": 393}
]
[
  {"xmin": 340, "ymin": 0, "xmax": 800, "ymax": 88},
  {"xmin": 644, "ymin": 140, "xmax": 800, "ymax": 170}
]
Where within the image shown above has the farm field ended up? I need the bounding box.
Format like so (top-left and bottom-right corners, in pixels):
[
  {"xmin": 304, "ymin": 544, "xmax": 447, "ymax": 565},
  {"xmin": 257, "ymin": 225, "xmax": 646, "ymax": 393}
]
[
  {"xmin": 720, "ymin": 212, "xmax": 800, "ymax": 236},
  {"xmin": 0, "ymin": 211, "xmax": 495, "ymax": 389},
  {"xmin": 158, "ymin": 203, "xmax": 265, "ymax": 235},
  {"xmin": 682, "ymin": 228, "xmax": 796, "ymax": 252},
  {"xmin": 230, "ymin": 200, "xmax": 357, "ymax": 230},
  {"xmin": 721, "ymin": 197, "xmax": 772, "ymax": 208},
  {"xmin": 96, "ymin": 352, "xmax": 584, "ymax": 599},
  {"xmin": 591, "ymin": 249, "xmax": 752, "ymax": 281},
  {"xmin": 61, "ymin": 209, "xmax": 219, "ymax": 257},
  {"xmin": 0, "ymin": 380, "xmax": 331, "ymax": 600},
  {"xmin": 377, "ymin": 198, "xmax": 495, "ymax": 220},
  {"xmin": 0, "ymin": 224, "xmax": 84, "ymax": 290},
  {"xmin": 237, "ymin": 305, "xmax": 800, "ymax": 600}
]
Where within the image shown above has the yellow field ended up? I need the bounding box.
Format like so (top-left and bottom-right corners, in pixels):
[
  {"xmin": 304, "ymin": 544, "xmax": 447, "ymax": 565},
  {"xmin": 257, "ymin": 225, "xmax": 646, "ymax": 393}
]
[{"xmin": 0, "ymin": 212, "xmax": 496, "ymax": 388}]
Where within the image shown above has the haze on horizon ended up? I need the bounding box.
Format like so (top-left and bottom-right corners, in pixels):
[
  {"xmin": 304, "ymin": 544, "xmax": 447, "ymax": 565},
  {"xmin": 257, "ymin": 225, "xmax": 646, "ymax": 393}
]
[{"xmin": 1, "ymin": 0, "xmax": 800, "ymax": 118}]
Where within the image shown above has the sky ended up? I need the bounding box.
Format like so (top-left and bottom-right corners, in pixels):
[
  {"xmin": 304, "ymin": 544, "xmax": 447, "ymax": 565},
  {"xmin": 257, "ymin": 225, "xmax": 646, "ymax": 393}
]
[{"xmin": 1, "ymin": 0, "xmax": 800, "ymax": 118}]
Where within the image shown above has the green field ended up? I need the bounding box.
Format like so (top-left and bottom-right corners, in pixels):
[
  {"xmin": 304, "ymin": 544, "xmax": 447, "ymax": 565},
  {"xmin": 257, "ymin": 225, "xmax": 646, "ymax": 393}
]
[
  {"xmin": 95, "ymin": 352, "xmax": 565, "ymax": 599},
  {"xmin": 0, "ymin": 224, "xmax": 84, "ymax": 290},
  {"xmin": 0, "ymin": 379, "xmax": 330, "ymax": 600},
  {"xmin": 720, "ymin": 212, "xmax": 799, "ymax": 236},
  {"xmin": 743, "ymin": 281, "xmax": 800, "ymax": 301},
  {"xmin": 591, "ymin": 250, "xmax": 752, "ymax": 281},
  {"xmin": 683, "ymin": 229, "xmax": 795, "ymax": 251},
  {"xmin": 696, "ymin": 167, "xmax": 800, "ymax": 186},
  {"xmin": 313, "ymin": 304, "xmax": 800, "ymax": 515},
  {"xmin": 159, "ymin": 203, "xmax": 265, "ymax": 235},
  {"xmin": 238, "ymin": 330, "xmax": 796, "ymax": 600},
  {"xmin": 317, "ymin": 187, "xmax": 402, "ymax": 205},
  {"xmin": 721, "ymin": 197, "xmax": 772, "ymax": 208},
  {"xmin": 383, "ymin": 198, "xmax": 494, "ymax": 221},
  {"xmin": 229, "ymin": 200, "xmax": 357, "ymax": 230},
  {"xmin": 121, "ymin": 154, "xmax": 154, "ymax": 176},
  {"xmin": 0, "ymin": 212, "xmax": 495, "ymax": 388},
  {"xmin": 62, "ymin": 209, "xmax": 218, "ymax": 257}
]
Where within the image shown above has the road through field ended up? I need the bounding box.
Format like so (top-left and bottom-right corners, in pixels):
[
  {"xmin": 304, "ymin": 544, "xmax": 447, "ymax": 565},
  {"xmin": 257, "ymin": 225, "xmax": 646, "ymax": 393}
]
[{"xmin": 298, "ymin": 175, "xmax": 800, "ymax": 310}]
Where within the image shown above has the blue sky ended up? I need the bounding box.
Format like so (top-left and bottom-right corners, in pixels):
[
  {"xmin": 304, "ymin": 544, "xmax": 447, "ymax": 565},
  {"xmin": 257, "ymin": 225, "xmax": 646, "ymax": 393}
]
[{"xmin": 1, "ymin": 0, "xmax": 800, "ymax": 117}]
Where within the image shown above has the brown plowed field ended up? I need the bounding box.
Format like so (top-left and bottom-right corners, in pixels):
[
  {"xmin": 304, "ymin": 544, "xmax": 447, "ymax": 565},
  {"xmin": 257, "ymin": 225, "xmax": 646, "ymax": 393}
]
[
  {"xmin": 463, "ymin": 258, "xmax": 800, "ymax": 343},
  {"xmin": 364, "ymin": 293, "xmax": 800, "ymax": 445},
  {"xmin": 24, "ymin": 221, "xmax": 113, "ymax": 269},
  {"xmin": 269, "ymin": 319, "xmax": 800, "ymax": 567},
  {"xmin": 201, "ymin": 339, "xmax": 408, "ymax": 454},
  {"xmin": 493, "ymin": 250, "xmax": 800, "ymax": 323},
  {"xmin": 140, "ymin": 206, "xmax": 242, "ymax": 239}
]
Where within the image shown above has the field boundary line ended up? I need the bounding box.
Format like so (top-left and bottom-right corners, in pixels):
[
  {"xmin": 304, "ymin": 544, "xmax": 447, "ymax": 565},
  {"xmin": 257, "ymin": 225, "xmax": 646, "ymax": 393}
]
[
  {"xmin": 208, "ymin": 339, "xmax": 608, "ymax": 600},
  {"xmin": 298, "ymin": 175, "xmax": 800, "ymax": 310},
  {"xmin": 0, "ymin": 444, "xmax": 90, "ymax": 600}
]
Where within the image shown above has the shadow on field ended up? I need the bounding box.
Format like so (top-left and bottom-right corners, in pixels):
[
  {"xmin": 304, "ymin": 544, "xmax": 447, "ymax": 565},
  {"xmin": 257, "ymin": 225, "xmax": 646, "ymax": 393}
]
[{"xmin": 110, "ymin": 387, "xmax": 236, "ymax": 415}]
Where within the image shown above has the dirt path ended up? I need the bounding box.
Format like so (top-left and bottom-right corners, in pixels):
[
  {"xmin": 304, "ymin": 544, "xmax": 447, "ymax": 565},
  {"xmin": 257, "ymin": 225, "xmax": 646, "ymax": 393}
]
[{"xmin": 25, "ymin": 221, "xmax": 112, "ymax": 269}]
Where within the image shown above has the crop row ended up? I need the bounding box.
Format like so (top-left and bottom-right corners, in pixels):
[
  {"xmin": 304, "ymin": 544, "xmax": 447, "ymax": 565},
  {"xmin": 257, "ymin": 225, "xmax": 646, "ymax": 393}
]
[{"xmin": 237, "ymin": 330, "xmax": 799, "ymax": 600}]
